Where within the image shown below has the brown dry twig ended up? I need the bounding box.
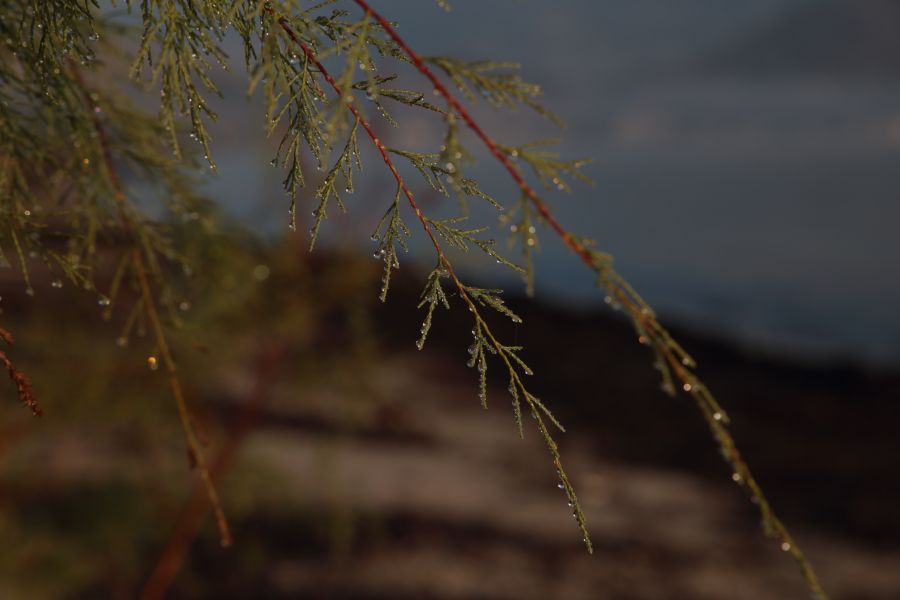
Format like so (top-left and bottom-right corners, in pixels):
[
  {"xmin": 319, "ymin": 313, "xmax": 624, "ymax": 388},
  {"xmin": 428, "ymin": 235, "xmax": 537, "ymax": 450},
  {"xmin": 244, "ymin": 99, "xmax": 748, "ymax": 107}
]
[{"xmin": 0, "ymin": 326, "xmax": 41, "ymax": 417}]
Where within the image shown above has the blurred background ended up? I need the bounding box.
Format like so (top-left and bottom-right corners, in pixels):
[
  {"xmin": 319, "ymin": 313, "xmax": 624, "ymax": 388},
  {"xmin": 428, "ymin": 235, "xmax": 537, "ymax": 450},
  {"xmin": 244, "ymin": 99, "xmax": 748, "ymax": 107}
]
[{"xmin": 2, "ymin": 1, "xmax": 900, "ymax": 598}]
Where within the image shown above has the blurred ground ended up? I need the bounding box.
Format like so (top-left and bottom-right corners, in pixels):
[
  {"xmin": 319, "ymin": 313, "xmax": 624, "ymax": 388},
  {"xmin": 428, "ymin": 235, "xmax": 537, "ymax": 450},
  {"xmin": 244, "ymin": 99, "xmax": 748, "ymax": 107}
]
[{"xmin": 1, "ymin": 250, "xmax": 898, "ymax": 599}]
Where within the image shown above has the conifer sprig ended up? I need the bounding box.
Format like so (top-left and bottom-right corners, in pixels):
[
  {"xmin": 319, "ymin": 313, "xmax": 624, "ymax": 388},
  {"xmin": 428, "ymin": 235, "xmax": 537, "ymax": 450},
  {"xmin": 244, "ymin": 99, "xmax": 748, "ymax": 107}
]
[
  {"xmin": 130, "ymin": 0, "xmax": 230, "ymax": 168},
  {"xmin": 351, "ymin": 1, "xmax": 827, "ymax": 595},
  {"xmin": 371, "ymin": 184, "xmax": 410, "ymax": 301},
  {"xmin": 498, "ymin": 140, "xmax": 593, "ymax": 193},
  {"xmin": 424, "ymin": 56, "xmax": 564, "ymax": 127},
  {"xmin": 354, "ymin": 74, "xmax": 445, "ymax": 126},
  {"xmin": 425, "ymin": 217, "xmax": 524, "ymax": 275},
  {"xmin": 69, "ymin": 63, "xmax": 232, "ymax": 547},
  {"xmin": 415, "ymin": 263, "xmax": 450, "ymax": 350},
  {"xmin": 308, "ymin": 119, "xmax": 361, "ymax": 248},
  {"xmin": 271, "ymin": 9, "xmax": 594, "ymax": 552},
  {"xmin": 388, "ymin": 146, "xmax": 500, "ymax": 214}
]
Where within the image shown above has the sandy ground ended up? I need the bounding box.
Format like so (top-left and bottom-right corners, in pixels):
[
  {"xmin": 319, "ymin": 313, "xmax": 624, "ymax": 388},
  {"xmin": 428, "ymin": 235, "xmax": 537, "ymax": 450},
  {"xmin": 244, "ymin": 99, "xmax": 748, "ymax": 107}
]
[{"xmin": 168, "ymin": 350, "xmax": 900, "ymax": 600}]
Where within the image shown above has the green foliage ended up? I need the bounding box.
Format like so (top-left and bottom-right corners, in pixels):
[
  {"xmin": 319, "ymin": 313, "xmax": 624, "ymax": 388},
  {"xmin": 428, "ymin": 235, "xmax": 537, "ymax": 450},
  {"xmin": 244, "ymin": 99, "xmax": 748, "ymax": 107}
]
[
  {"xmin": 426, "ymin": 217, "xmax": 524, "ymax": 275},
  {"xmin": 425, "ymin": 56, "xmax": 564, "ymax": 126},
  {"xmin": 499, "ymin": 139, "xmax": 593, "ymax": 192},
  {"xmin": 0, "ymin": 1, "xmax": 828, "ymax": 597},
  {"xmin": 309, "ymin": 119, "xmax": 361, "ymax": 247},
  {"xmin": 354, "ymin": 73, "xmax": 444, "ymax": 127},
  {"xmin": 415, "ymin": 263, "xmax": 450, "ymax": 350},
  {"xmin": 371, "ymin": 185, "xmax": 409, "ymax": 301}
]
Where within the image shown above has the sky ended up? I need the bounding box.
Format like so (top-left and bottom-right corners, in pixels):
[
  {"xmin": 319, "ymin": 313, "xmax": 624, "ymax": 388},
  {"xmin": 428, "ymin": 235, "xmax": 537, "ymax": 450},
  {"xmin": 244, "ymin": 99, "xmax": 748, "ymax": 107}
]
[{"xmin": 204, "ymin": 0, "xmax": 900, "ymax": 365}]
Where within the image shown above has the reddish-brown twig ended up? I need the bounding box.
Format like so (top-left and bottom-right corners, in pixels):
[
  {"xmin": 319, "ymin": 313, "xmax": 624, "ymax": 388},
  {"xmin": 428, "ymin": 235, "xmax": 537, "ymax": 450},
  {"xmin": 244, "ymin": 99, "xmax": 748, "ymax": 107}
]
[
  {"xmin": 0, "ymin": 326, "xmax": 41, "ymax": 417},
  {"xmin": 352, "ymin": 0, "xmax": 595, "ymax": 269},
  {"xmin": 347, "ymin": 3, "xmax": 828, "ymax": 597},
  {"xmin": 270, "ymin": 11, "xmax": 454, "ymax": 282},
  {"xmin": 269, "ymin": 8, "xmax": 593, "ymax": 552}
]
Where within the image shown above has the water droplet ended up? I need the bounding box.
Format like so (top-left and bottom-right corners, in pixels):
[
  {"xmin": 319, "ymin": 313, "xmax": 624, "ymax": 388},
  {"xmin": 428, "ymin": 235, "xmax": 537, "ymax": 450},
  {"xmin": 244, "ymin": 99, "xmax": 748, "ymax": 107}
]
[
  {"xmin": 98, "ymin": 297, "xmax": 110, "ymax": 306},
  {"xmin": 557, "ymin": 483, "xmax": 565, "ymax": 490},
  {"xmin": 780, "ymin": 542, "xmax": 791, "ymax": 552},
  {"xmin": 682, "ymin": 383, "xmax": 692, "ymax": 392},
  {"xmin": 116, "ymin": 337, "xmax": 128, "ymax": 348},
  {"xmin": 51, "ymin": 279, "xmax": 63, "ymax": 289},
  {"xmin": 147, "ymin": 356, "xmax": 158, "ymax": 371},
  {"xmin": 731, "ymin": 472, "xmax": 742, "ymax": 482},
  {"xmin": 179, "ymin": 301, "xmax": 191, "ymax": 311},
  {"xmin": 713, "ymin": 412, "xmax": 723, "ymax": 421}
]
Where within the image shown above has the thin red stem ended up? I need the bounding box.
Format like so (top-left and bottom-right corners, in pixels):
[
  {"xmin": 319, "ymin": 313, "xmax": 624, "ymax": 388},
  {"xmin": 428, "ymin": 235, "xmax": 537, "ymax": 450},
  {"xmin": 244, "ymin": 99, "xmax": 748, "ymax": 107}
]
[
  {"xmin": 347, "ymin": 4, "xmax": 827, "ymax": 596},
  {"xmin": 352, "ymin": 0, "xmax": 596, "ymax": 269},
  {"xmin": 271, "ymin": 11, "xmax": 463, "ymax": 295}
]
